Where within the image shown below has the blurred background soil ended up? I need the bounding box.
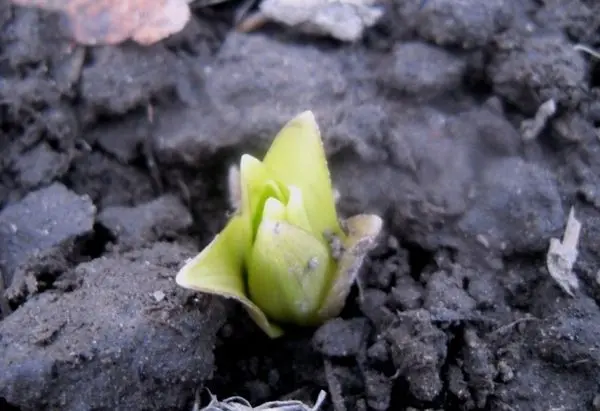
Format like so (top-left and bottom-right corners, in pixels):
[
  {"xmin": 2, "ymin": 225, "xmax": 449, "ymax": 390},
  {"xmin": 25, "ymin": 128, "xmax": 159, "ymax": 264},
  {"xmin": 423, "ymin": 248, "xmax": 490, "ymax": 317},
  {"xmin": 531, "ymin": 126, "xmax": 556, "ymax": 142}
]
[{"xmin": 1, "ymin": 0, "xmax": 600, "ymax": 410}]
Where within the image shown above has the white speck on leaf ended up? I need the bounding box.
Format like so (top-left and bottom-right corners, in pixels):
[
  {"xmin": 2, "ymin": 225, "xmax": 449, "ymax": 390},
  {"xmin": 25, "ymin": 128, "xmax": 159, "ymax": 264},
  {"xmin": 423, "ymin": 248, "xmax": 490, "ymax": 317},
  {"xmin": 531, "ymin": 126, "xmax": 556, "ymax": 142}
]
[
  {"xmin": 306, "ymin": 256, "xmax": 320, "ymax": 272},
  {"xmin": 323, "ymin": 230, "xmax": 344, "ymax": 260}
]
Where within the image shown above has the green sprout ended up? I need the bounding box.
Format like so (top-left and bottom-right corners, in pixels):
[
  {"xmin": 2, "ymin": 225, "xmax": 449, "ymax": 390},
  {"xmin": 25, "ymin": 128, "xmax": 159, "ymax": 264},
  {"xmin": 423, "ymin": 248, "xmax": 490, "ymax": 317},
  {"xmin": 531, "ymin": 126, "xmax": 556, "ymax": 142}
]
[{"xmin": 176, "ymin": 111, "xmax": 383, "ymax": 338}]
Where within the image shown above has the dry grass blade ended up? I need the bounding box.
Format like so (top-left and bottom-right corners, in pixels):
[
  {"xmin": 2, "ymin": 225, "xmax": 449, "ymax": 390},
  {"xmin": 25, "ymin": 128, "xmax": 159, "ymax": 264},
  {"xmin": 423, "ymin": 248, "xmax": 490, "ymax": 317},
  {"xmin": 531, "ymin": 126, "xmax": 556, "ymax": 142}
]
[
  {"xmin": 574, "ymin": 44, "xmax": 600, "ymax": 59},
  {"xmin": 9, "ymin": 0, "xmax": 191, "ymax": 45}
]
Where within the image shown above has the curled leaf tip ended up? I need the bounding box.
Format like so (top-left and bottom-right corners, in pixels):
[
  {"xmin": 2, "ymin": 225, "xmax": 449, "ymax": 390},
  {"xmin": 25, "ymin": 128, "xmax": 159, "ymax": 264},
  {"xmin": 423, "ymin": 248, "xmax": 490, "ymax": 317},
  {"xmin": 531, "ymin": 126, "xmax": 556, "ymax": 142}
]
[
  {"xmin": 318, "ymin": 213, "xmax": 384, "ymax": 321},
  {"xmin": 293, "ymin": 110, "xmax": 318, "ymax": 126}
]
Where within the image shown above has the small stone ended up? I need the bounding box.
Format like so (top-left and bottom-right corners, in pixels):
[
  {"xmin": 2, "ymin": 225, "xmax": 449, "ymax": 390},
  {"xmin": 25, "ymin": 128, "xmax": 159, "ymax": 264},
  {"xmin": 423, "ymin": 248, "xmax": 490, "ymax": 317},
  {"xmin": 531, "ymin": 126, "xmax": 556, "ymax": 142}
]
[
  {"xmin": 489, "ymin": 33, "xmax": 587, "ymax": 113},
  {"xmin": 386, "ymin": 309, "xmax": 447, "ymax": 402},
  {"xmin": 13, "ymin": 142, "xmax": 71, "ymax": 189},
  {"xmin": 0, "ymin": 183, "xmax": 96, "ymax": 287},
  {"xmin": 81, "ymin": 45, "xmax": 176, "ymax": 117},
  {"xmin": 152, "ymin": 290, "xmax": 166, "ymax": 302},
  {"xmin": 312, "ymin": 317, "xmax": 370, "ymax": 357},
  {"xmin": 364, "ymin": 369, "xmax": 392, "ymax": 411},
  {"xmin": 203, "ymin": 32, "xmax": 348, "ymax": 154},
  {"xmin": 415, "ymin": 0, "xmax": 513, "ymax": 48},
  {"xmin": 86, "ymin": 113, "xmax": 150, "ymax": 163},
  {"xmin": 97, "ymin": 195, "xmax": 193, "ymax": 249},
  {"xmin": 458, "ymin": 157, "xmax": 565, "ymax": 254},
  {"xmin": 497, "ymin": 360, "xmax": 514, "ymax": 382},
  {"xmin": 366, "ymin": 340, "xmax": 390, "ymax": 364},
  {"xmin": 388, "ymin": 276, "xmax": 423, "ymax": 310},
  {"xmin": 379, "ymin": 41, "xmax": 466, "ymax": 100},
  {"xmin": 592, "ymin": 393, "xmax": 600, "ymax": 410}
]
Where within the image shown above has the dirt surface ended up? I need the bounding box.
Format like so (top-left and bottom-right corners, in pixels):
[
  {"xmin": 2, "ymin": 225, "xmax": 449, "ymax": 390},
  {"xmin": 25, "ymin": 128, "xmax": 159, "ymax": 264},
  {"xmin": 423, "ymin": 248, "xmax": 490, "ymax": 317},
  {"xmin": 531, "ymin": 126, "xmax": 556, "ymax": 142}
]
[{"xmin": 1, "ymin": 0, "xmax": 600, "ymax": 410}]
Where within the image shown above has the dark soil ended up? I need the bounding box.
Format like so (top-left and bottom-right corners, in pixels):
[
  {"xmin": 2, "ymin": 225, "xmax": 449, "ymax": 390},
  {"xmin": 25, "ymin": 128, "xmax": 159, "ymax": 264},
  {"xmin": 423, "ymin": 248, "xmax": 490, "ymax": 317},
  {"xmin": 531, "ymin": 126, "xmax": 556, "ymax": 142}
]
[{"xmin": 1, "ymin": 0, "xmax": 600, "ymax": 410}]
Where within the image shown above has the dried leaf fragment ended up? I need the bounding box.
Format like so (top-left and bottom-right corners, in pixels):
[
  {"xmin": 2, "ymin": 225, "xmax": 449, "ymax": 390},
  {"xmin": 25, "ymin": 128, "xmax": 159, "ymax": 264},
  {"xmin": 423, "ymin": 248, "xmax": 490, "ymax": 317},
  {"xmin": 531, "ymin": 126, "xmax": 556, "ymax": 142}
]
[
  {"xmin": 546, "ymin": 207, "xmax": 581, "ymax": 296},
  {"xmin": 258, "ymin": 0, "xmax": 384, "ymax": 42},
  {"xmin": 10, "ymin": 0, "xmax": 191, "ymax": 45}
]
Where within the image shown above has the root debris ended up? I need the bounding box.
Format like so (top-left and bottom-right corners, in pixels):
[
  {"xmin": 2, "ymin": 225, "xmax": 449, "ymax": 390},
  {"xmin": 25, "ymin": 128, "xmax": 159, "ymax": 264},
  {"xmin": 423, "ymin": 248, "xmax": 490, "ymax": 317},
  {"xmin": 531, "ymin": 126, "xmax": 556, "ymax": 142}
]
[{"xmin": 196, "ymin": 389, "xmax": 327, "ymax": 411}]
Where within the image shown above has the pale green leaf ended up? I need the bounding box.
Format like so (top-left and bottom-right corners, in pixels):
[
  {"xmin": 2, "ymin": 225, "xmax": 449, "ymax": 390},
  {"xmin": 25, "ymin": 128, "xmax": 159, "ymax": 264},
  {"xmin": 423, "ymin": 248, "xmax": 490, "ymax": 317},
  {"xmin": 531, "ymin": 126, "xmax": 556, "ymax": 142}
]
[
  {"xmin": 262, "ymin": 197, "xmax": 287, "ymax": 220},
  {"xmin": 239, "ymin": 154, "xmax": 288, "ymax": 236},
  {"xmin": 262, "ymin": 111, "xmax": 342, "ymax": 240},
  {"xmin": 239, "ymin": 154, "xmax": 272, "ymax": 219},
  {"xmin": 317, "ymin": 214, "xmax": 383, "ymax": 321},
  {"xmin": 284, "ymin": 185, "xmax": 313, "ymax": 233},
  {"xmin": 175, "ymin": 215, "xmax": 283, "ymax": 338},
  {"xmin": 247, "ymin": 218, "xmax": 333, "ymax": 326}
]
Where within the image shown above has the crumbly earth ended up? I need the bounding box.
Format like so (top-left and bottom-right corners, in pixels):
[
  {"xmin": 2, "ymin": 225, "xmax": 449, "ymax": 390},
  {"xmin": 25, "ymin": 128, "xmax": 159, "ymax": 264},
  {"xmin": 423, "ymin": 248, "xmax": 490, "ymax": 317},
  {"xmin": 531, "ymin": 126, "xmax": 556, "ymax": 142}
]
[{"xmin": 1, "ymin": 0, "xmax": 600, "ymax": 410}]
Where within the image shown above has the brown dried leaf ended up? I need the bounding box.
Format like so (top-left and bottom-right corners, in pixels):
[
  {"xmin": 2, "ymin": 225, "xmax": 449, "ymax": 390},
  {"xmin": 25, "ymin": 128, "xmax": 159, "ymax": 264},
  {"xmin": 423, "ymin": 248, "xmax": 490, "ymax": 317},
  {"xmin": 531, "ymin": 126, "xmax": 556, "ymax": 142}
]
[{"xmin": 10, "ymin": 0, "xmax": 191, "ymax": 45}]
